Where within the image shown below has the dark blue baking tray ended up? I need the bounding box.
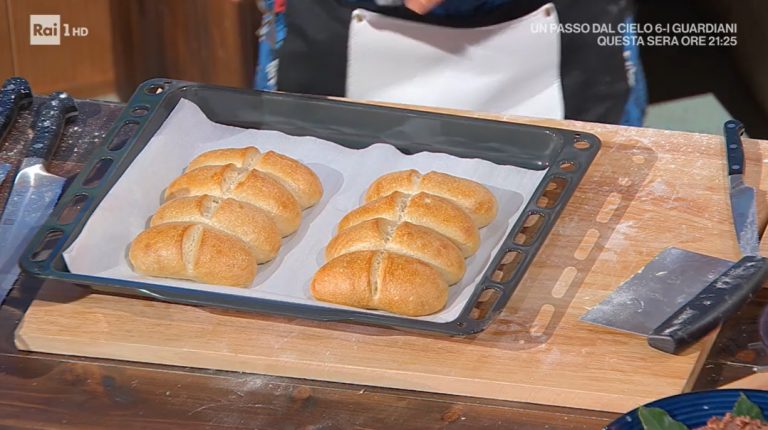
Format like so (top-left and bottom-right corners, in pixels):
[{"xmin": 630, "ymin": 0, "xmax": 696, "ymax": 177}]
[{"xmin": 19, "ymin": 78, "xmax": 600, "ymax": 336}]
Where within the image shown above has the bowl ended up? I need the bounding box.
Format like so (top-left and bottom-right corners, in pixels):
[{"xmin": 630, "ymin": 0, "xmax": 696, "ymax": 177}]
[{"xmin": 605, "ymin": 389, "xmax": 768, "ymax": 429}]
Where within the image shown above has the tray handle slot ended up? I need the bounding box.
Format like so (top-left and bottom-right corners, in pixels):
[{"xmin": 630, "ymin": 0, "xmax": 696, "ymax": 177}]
[
  {"xmin": 536, "ymin": 176, "xmax": 568, "ymax": 209},
  {"xmin": 468, "ymin": 287, "xmax": 502, "ymax": 321},
  {"xmin": 559, "ymin": 160, "xmax": 577, "ymax": 172},
  {"xmin": 143, "ymin": 80, "xmax": 173, "ymax": 96},
  {"xmin": 514, "ymin": 213, "xmax": 546, "ymax": 246},
  {"xmin": 491, "ymin": 250, "xmax": 524, "ymax": 283},
  {"xmin": 144, "ymin": 84, "xmax": 165, "ymax": 95},
  {"xmin": 107, "ymin": 120, "xmax": 140, "ymax": 152},
  {"xmin": 29, "ymin": 230, "xmax": 65, "ymax": 263},
  {"xmin": 81, "ymin": 157, "xmax": 114, "ymax": 189},
  {"xmin": 56, "ymin": 194, "xmax": 90, "ymax": 225},
  {"xmin": 572, "ymin": 133, "xmax": 591, "ymax": 150},
  {"xmin": 130, "ymin": 105, "xmax": 151, "ymax": 117}
]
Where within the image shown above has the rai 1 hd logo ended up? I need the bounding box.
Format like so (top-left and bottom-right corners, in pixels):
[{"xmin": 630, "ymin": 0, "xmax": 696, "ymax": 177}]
[{"xmin": 30, "ymin": 15, "xmax": 89, "ymax": 45}]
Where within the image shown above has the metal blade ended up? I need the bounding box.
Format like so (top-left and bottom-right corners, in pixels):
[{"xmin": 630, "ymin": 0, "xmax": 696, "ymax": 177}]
[
  {"xmin": 729, "ymin": 175, "xmax": 760, "ymax": 256},
  {"xmin": 581, "ymin": 247, "xmax": 733, "ymax": 335},
  {"xmin": 0, "ymin": 163, "xmax": 10, "ymax": 185},
  {"xmin": 0, "ymin": 158, "xmax": 66, "ymax": 298}
]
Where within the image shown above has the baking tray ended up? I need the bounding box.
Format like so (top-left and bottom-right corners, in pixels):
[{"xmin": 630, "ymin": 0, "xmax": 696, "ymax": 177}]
[{"xmin": 19, "ymin": 78, "xmax": 600, "ymax": 336}]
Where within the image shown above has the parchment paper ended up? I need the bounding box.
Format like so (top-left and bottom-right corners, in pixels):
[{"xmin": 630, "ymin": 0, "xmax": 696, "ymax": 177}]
[{"xmin": 64, "ymin": 99, "xmax": 548, "ymax": 323}]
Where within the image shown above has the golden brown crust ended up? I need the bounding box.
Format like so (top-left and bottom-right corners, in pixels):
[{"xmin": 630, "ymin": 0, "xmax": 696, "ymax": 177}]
[
  {"xmin": 403, "ymin": 192, "xmax": 480, "ymax": 257},
  {"xmin": 230, "ymin": 169, "xmax": 302, "ymax": 235},
  {"xmin": 185, "ymin": 147, "xmax": 323, "ymax": 209},
  {"xmin": 164, "ymin": 164, "xmax": 301, "ymax": 236},
  {"xmin": 364, "ymin": 170, "xmax": 498, "ymax": 227},
  {"xmin": 165, "ymin": 165, "xmax": 230, "ymax": 200},
  {"xmin": 325, "ymin": 218, "xmax": 389, "ymax": 261},
  {"xmin": 375, "ymin": 252, "xmax": 448, "ymax": 316},
  {"xmin": 129, "ymin": 222, "xmax": 257, "ymax": 287},
  {"xmin": 337, "ymin": 192, "xmax": 404, "ymax": 233},
  {"xmin": 310, "ymin": 251, "xmax": 377, "ymax": 311},
  {"xmin": 387, "ymin": 221, "xmax": 465, "ymax": 285},
  {"xmin": 255, "ymin": 151, "xmax": 323, "ymax": 209},
  {"xmin": 186, "ymin": 147, "xmax": 258, "ymax": 172},
  {"xmin": 364, "ymin": 170, "xmax": 420, "ymax": 201},
  {"xmin": 326, "ymin": 219, "xmax": 465, "ymax": 285},
  {"xmin": 338, "ymin": 192, "xmax": 480, "ymax": 257},
  {"xmin": 150, "ymin": 195, "xmax": 281, "ymax": 264},
  {"xmin": 310, "ymin": 251, "xmax": 448, "ymax": 316}
]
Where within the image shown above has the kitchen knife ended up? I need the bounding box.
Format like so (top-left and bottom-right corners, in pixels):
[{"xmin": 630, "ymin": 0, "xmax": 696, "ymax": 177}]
[
  {"xmin": 0, "ymin": 92, "xmax": 78, "ymax": 304},
  {"xmin": 648, "ymin": 120, "xmax": 768, "ymax": 354},
  {"xmin": 0, "ymin": 77, "xmax": 33, "ymax": 144},
  {"xmin": 725, "ymin": 120, "xmax": 760, "ymax": 257}
]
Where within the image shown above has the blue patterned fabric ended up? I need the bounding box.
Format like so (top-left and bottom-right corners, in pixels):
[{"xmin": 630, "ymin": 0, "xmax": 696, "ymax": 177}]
[
  {"xmin": 619, "ymin": 17, "xmax": 648, "ymax": 127},
  {"xmin": 255, "ymin": 0, "xmax": 287, "ymax": 91}
]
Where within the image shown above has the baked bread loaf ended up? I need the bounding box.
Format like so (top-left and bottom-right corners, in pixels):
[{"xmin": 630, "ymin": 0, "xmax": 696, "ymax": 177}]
[
  {"xmin": 325, "ymin": 219, "xmax": 465, "ymax": 285},
  {"xmin": 130, "ymin": 147, "xmax": 323, "ymax": 287},
  {"xmin": 338, "ymin": 191, "xmax": 480, "ymax": 257},
  {"xmin": 186, "ymin": 147, "xmax": 323, "ymax": 209},
  {"xmin": 164, "ymin": 164, "xmax": 302, "ymax": 236},
  {"xmin": 312, "ymin": 170, "xmax": 496, "ymax": 316},
  {"xmin": 310, "ymin": 251, "xmax": 448, "ymax": 316},
  {"xmin": 150, "ymin": 195, "xmax": 281, "ymax": 264},
  {"xmin": 129, "ymin": 222, "xmax": 258, "ymax": 287},
  {"xmin": 364, "ymin": 170, "xmax": 497, "ymax": 227}
]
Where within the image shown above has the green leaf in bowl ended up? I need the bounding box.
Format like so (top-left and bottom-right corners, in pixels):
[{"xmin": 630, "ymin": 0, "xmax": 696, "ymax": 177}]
[
  {"xmin": 638, "ymin": 406, "xmax": 687, "ymax": 430},
  {"xmin": 732, "ymin": 392, "xmax": 765, "ymax": 421}
]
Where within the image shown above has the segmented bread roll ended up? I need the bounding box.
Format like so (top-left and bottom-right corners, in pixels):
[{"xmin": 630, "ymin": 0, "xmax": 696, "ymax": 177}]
[
  {"xmin": 164, "ymin": 164, "xmax": 301, "ymax": 236},
  {"xmin": 364, "ymin": 170, "xmax": 497, "ymax": 227},
  {"xmin": 338, "ymin": 192, "xmax": 480, "ymax": 257},
  {"xmin": 129, "ymin": 223, "xmax": 257, "ymax": 287},
  {"xmin": 313, "ymin": 170, "xmax": 496, "ymax": 316},
  {"xmin": 325, "ymin": 219, "xmax": 465, "ymax": 285},
  {"xmin": 311, "ymin": 251, "xmax": 448, "ymax": 316},
  {"xmin": 186, "ymin": 147, "xmax": 323, "ymax": 209},
  {"xmin": 131, "ymin": 147, "xmax": 323, "ymax": 287},
  {"xmin": 151, "ymin": 195, "xmax": 281, "ymax": 264}
]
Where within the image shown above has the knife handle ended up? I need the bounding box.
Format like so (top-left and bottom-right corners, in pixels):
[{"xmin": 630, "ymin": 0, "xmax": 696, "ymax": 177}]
[
  {"xmin": 26, "ymin": 92, "xmax": 78, "ymax": 161},
  {"xmin": 0, "ymin": 77, "xmax": 33, "ymax": 143},
  {"xmin": 725, "ymin": 119, "xmax": 745, "ymax": 176},
  {"xmin": 648, "ymin": 255, "xmax": 768, "ymax": 354}
]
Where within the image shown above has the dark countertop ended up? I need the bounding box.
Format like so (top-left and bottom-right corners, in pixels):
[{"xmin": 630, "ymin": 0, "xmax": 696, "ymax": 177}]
[{"xmin": 0, "ymin": 96, "xmax": 763, "ymax": 429}]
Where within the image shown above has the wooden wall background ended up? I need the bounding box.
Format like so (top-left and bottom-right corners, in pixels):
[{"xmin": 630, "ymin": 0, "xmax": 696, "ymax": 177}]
[
  {"xmin": 0, "ymin": 0, "xmax": 115, "ymax": 97},
  {"xmin": 110, "ymin": 0, "xmax": 260, "ymax": 101},
  {"xmin": 0, "ymin": 0, "xmax": 260, "ymax": 100}
]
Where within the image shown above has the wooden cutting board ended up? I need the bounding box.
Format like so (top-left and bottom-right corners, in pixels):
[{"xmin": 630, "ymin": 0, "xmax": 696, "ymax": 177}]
[{"xmin": 15, "ymin": 106, "xmax": 768, "ymax": 414}]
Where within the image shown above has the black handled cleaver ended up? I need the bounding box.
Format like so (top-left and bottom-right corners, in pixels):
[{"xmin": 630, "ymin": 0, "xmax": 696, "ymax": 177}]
[
  {"xmin": 647, "ymin": 120, "xmax": 768, "ymax": 354},
  {"xmin": 0, "ymin": 92, "xmax": 78, "ymax": 304}
]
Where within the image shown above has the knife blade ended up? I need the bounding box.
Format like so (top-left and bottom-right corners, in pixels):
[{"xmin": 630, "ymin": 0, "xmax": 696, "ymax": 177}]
[
  {"xmin": 725, "ymin": 120, "xmax": 760, "ymax": 256},
  {"xmin": 0, "ymin": 77, "xmax": 33, "ymax": 144},
  {"xmin": 0, "ymin": 92, "xmax": 78, "ymax": 304},
  {"xmin": 648, "ymin": 120, "xmax": 768, "ymax": 354}
]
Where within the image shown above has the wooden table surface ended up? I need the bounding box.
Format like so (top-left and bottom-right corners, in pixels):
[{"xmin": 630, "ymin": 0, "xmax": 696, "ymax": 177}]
[{"xmin": 0, "ymin": 96, "xmax": 767, "ymax": 429}]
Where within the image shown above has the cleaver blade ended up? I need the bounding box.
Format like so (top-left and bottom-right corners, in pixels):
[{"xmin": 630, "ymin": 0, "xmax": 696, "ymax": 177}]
[{"xmin": 581, "ymin": 247, "xmax": 734, "ymax": 336}]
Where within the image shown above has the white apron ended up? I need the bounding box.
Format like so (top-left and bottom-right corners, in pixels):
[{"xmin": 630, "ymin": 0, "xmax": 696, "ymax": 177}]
[{"xmin": 346, "ymin": 3, "xmax": 565, "ymax": 119}]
